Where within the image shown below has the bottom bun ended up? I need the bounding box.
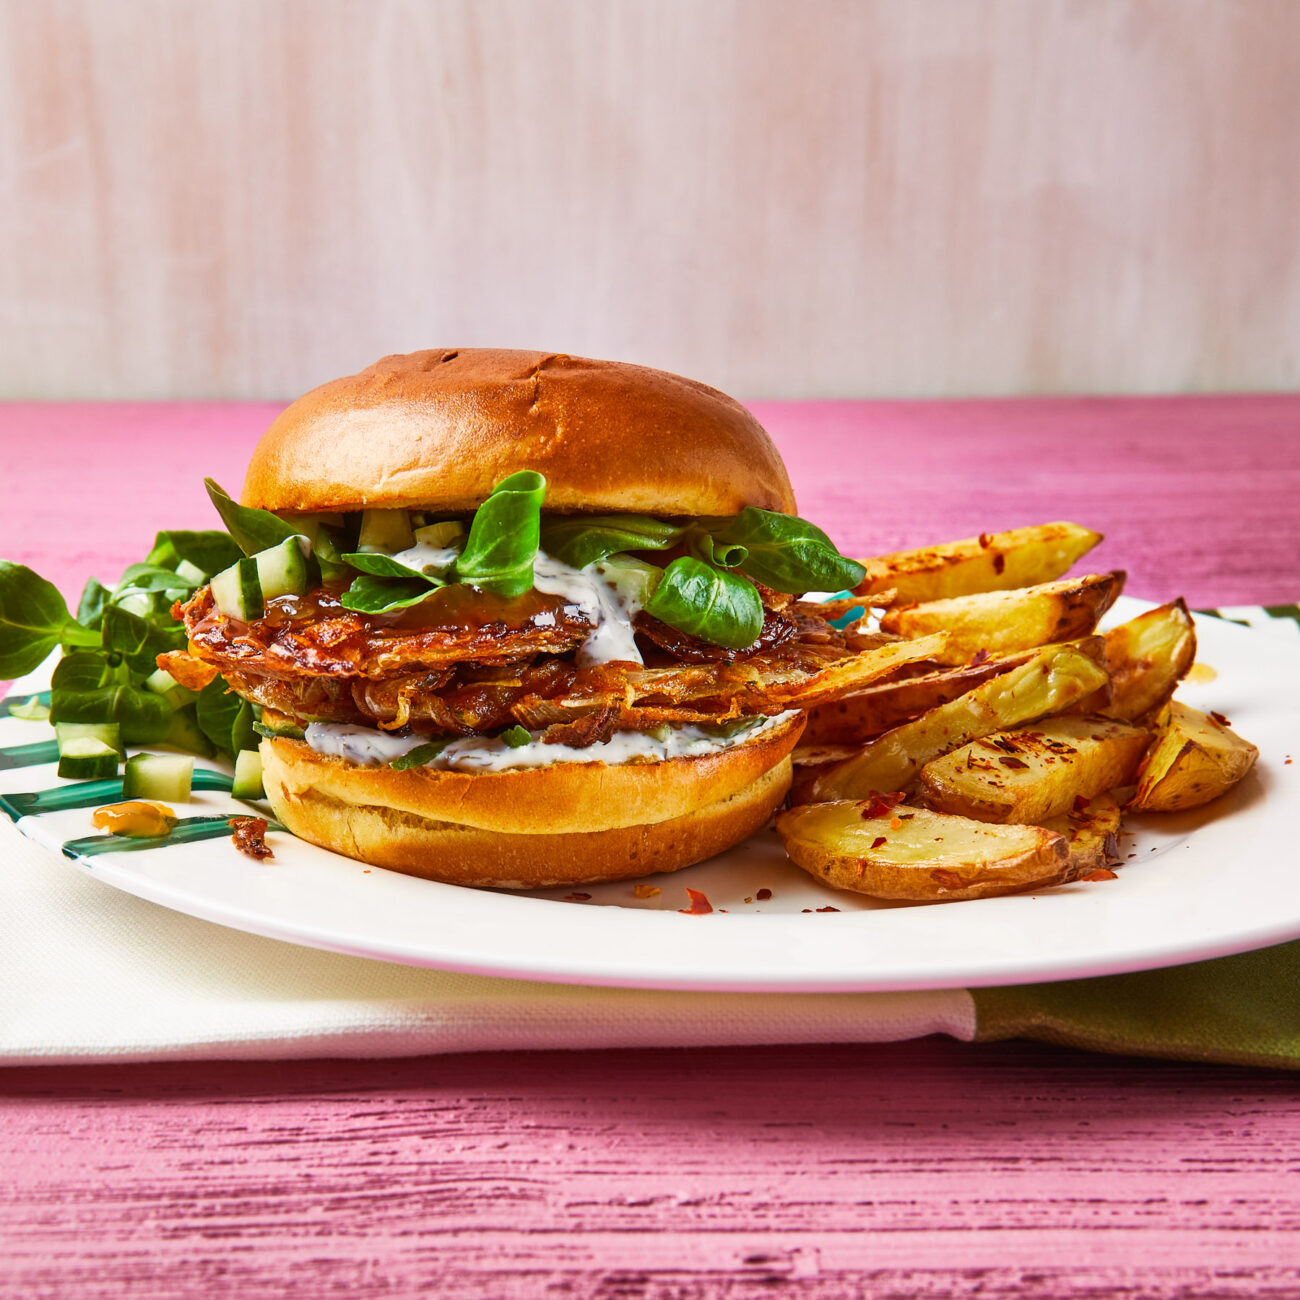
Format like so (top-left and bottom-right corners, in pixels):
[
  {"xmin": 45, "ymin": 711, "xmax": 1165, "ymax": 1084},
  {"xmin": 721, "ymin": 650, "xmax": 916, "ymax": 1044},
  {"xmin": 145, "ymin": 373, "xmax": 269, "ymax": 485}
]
[{"xmin": 260, "ymin": 716, "xmax": 802, "ymax": 888}]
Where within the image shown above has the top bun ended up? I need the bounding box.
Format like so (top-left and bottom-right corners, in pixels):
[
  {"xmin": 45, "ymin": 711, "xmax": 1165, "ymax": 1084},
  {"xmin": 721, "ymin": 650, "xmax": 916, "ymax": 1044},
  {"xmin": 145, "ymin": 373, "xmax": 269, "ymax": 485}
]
[{"xmin": 242, "ymin": 349, "xmax": 796, "ymax": 517}]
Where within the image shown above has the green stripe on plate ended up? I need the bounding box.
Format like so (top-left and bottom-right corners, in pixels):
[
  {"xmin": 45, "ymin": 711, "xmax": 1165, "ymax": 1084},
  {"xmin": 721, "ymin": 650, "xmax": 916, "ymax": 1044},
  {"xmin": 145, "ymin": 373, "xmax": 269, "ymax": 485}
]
[
  {"xmin": 0, "ymin": 768, "xmax": 235, "ymax": 820},
  {"xmin": 0, "ymin": 740, "xmax": 60, "ymax": 771},
  {"xmin": 63, "ymin": 814, "xmax": 284, "ymax": 859},
  {"xmin": 1263, "ymin": 604, "xmax": 1300, "ymax": 630},
  {"xmin": 0, "ymin": 690, "xmax": 51, "ymax": 718}
]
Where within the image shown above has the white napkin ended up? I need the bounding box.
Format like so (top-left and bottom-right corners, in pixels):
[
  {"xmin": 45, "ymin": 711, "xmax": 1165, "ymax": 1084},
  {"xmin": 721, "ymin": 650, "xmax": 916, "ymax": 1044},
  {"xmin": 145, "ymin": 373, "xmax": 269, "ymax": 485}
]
[{"xmin": 0, "ymin": 826, "xmax": 973, "ymax": 1063}]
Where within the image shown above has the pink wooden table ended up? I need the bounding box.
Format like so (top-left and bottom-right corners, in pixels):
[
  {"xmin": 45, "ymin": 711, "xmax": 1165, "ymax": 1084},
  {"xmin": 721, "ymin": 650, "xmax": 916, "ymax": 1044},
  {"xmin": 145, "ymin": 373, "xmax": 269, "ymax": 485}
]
[{"xmin": 2, "ymin": 396, "xmax": 1299, "ymax": 1297}]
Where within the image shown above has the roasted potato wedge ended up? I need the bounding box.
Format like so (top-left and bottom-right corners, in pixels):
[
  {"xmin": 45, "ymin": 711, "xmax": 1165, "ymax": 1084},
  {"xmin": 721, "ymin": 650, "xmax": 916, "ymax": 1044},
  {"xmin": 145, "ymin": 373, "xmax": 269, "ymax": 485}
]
[
  {"xmin": 880, "ymin": 572, "xmax": 1125, "ymax": 665},
  {"xmin": 1040, "ymin": 792, "xmax": 1124, "ymax": 879},
  {"xmin": 776, "ymin": 800, "xmax": 1069, "ymax": 902},
  {"xmin": 854, "ymin": 522, "xmax": 1102, "ymax": 603},
  {"xmin": 1129, "ymin": 701, "xmax": 1259, "ymax": 812},
  {"xmin": 808, "ymin": 642, "xmax": 1111, "ymax": 800},
  {"xmin": 802, "ymin": 651, "xmax": 1035, "ymax": 747},
  {"xmin": 919, "ymin": 716, "xmax": 1151, "ymax": 824},
  {"xmin": 1100, "ymin": 599, "xmax": 1197, "ymax": 722},
  {"xmin": 789, "ymin": 743, "xmax": 861, "ymax": 804}
]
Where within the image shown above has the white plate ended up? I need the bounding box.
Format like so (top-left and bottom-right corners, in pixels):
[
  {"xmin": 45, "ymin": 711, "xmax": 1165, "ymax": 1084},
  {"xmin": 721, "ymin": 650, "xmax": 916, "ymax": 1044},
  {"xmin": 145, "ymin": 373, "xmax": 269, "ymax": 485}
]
[{"xmin": 2, "ymin": 596, "xmax": 1297, "ymax": 992}]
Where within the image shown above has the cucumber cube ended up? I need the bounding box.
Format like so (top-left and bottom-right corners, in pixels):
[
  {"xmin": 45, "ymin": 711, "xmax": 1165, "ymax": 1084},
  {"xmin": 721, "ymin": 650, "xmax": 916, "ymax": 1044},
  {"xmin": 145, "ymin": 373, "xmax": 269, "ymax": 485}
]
[
  {"xmin": 358, "ymin": 509, "xmax": 415, "ymax": 554},
  {"xmin": 253, "ymin": 536, "xmax": 310, "ymax": 600},
  {"xmin": 231, "ymin": 749, "xmax": 266, "ymax": 800},
  {"xmin": 211, "ymin": 556, "xmax": 265, "ymax": 621},
  {"xmin": 122, "ymin": 753, "xmax": 194, "ymax": 802}
]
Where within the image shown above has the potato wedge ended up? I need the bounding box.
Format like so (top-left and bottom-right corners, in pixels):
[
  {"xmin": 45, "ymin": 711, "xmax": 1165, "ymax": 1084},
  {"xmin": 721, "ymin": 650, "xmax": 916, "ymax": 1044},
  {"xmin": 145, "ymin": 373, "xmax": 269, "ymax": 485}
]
[
  {"xmin": 802, "ymin": 651, "xmax": 1036, "ymax": 746},
  {"xmin": 1129, "ymin": 701, "xmax": 1259, "ymax": 812},
  {"xmin": 1040, "ymin": 792, "xmax": 1123, "ymax": 879},
  {"xmin": 880, "ymin": 572, "xmax": 1125, "ymax": 665},
  {"xmin": 854, "ymin": 522, "xmax": 1102, "ymax": 603},
  {"xmin": 808, "ymin": 642, "xmax": 1111, "ymax": 800},
  {"xmin": 919, "ymin": 716, "xmax": 1151, "ymax": 824},
  {"xmin": 1101, "ymin": 599, "xmax": 1197, "ymax": 722},
  {"xmin": 789, "ymin": 744, "xmax": 861, "ymax": 804},
  {"xmin": 776, "ymin": 800, "xmax": 1069, "ymax": 902}
]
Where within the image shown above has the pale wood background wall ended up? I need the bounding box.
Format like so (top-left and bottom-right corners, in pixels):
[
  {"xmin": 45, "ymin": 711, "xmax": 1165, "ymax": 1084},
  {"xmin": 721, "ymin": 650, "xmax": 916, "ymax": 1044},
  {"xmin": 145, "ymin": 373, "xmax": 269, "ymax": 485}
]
[{"xmin": 1, "ymin": 0, "xmax": 1297, "ymax": 401}]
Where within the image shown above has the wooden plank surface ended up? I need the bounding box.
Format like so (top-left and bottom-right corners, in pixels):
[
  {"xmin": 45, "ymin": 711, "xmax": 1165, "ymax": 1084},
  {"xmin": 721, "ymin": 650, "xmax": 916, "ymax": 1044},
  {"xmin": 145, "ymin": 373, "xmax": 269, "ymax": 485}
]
[
  {"xmin": 1, "ymin": 393, "xmax": 1299, "ymax": 610},
  {"xmin": 1, "ymin": 1040, "xmax": 1297, "ymax": 1296},
  {"xmin": 2, "ymin": 1, "xmax": 1299, "ymax": 400}
]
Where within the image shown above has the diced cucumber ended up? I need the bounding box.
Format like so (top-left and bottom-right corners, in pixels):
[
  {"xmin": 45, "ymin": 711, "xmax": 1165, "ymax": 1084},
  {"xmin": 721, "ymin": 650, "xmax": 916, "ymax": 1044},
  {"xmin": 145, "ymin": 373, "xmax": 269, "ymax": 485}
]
[
  {"xmin": 122, "ymin": 753, "xmax": 194, "ymax": 802},
  {"xmin": 357, "ymin": 508, "xmax": 415, "ymax": 554},
  {"xmin": 174, "ymin": 559, "xmax": 208, "ymax": 585},
  {"xmin": 144, "ymin": 667, "xmax": 198, "ymax": 710},
  {"xmin": 211, "ymin": 556, "xmax": 264, "ymax": 621},
  {"xmin": 8, "ymin": 695, "xmax": 50, "ymax": 722},
  {"xmin": 253, "ymin": 535, "xmax": 310, "ymax": 600},
  {"xmin": 231, "ymin": 749, "xmax": 265, "ymax": 799},
  {"xmin": 57, "ymin": 721, "xmax": 124, "ymax": 758},
  {"xmin": 413, "ymin": 521, "xmax": 465, "ymax": 548},
  {"xmin": 58, "ymin": 738, "xmax": 119, "ymax": 780}
]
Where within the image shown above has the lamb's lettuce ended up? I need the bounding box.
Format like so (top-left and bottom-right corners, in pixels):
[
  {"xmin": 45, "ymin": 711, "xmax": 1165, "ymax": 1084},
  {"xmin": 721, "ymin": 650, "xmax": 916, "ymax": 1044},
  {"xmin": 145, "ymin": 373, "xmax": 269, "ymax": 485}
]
[
  {"xmin": 642, "ymin": 556, "xmax": 765, "ymax": 651},
  {"xmin": 453, "ymin": 470, "xmax": 546, "ymax": 597},
  {"xmin": 707, "ymin": 507, "xmax": 866, "ymax": 593},
  {"xmin": 539, "ymin": 513, "xmax": 684, "ymax": 569},
  {"xmin": 204, "ymin": 479, "xmax": 302, "ymax": 557}
]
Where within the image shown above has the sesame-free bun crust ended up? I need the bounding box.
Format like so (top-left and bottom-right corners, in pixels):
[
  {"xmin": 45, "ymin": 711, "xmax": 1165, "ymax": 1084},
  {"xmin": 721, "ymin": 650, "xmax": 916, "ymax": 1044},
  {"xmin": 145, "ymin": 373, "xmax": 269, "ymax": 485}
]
[
  {"xmin": 242, "ymin": 349, "xmax": 796, "ymax": 517},
  {"xmin": 259, "ymin": 714, "xmax": 802, "ymax": 888}
]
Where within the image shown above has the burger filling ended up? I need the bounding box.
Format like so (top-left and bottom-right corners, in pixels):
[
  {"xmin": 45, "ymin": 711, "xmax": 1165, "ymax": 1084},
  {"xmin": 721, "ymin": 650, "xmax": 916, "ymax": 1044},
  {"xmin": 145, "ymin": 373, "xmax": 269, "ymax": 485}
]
[{"xmin": 165, "ymin": 473, "xmax": 919, "ymax": 771}]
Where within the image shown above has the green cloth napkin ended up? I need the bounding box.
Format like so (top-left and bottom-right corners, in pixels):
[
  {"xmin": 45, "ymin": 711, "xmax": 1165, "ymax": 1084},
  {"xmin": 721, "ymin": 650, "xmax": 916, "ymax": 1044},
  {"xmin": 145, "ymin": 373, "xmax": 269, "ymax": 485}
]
[{"xmin": 973, "ymin": 941, "xmax": 1300, "ymax": 1069}]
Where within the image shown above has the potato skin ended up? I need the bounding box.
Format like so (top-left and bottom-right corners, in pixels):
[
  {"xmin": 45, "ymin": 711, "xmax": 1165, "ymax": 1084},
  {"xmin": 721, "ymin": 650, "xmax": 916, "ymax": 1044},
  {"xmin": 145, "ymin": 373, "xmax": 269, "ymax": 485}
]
[
  {"xmin": 802, "ymin": 653, "xmax": 1031, "ymax": 747},
  {"xmin": 1129, "ymin": 702, "xmax": 1259, "ymax": 812},
  {"xmin": 1102, "ymin": 599, "xmax": 1197, "ymax": 723},
  {"xmin": 776, "ymin": 801, "xmax": 1069, "ymax": 902},
  {"xmin": 1040, "ymin": 792, "xmax": 1124, "ymax": 878},
  {"xmin": 880, "ymin": 572, "xmax": 1124, "ymax": 666}
]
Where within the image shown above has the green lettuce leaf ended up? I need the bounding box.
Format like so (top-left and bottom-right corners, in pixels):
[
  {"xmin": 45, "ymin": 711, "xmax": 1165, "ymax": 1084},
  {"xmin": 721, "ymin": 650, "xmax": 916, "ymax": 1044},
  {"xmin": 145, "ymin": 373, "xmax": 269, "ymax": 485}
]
[
  {"xmin": 0, "ymin": 561, "xmax": 88, "ymax": 679},
  {"xmin": 539, "ymin": 513, "xmax": 685, "ymax": 569},
  {"xmin": 339, "ymin": 574, "xmax": 443, "ymax": 613},
  {"xmin": 708, "ymin": 508, "xmax": 866, "ymax": 593},
  {"xmin": 341, "ymin": 552, "xmax": 451, "ymax": 582},
  {"xmin": 195, "ymin": 677, "xmax": 258, "ymax": 757},
  {"xmin": 454, "ymin": 471, "xmax": 546, "ymax": 597},
  {"xmin": 146, "ymin": 529, "xmax": 243, "ymax": 578},
  {"xmin": 75, "ymin": 577, "xmax": 109, "ymax": 630},
  {"xmin": 100, "ymin": 603, "xmax": 187, "ymax": 675},
  {"xmin": 204, "ymin": 479, "xmax": 302, "ymax": 557},
  {"xmin": 642, "ymin": 556, "xmax": 764, "ymax": 650},
  {"xmin": 49, "ymin": 650, "xmax": 172, "ymax": 743}
]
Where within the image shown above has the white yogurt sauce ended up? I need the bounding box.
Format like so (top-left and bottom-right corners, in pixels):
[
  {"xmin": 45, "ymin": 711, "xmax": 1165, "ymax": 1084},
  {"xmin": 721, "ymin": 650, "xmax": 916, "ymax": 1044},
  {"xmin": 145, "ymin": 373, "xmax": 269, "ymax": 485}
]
[
  {"xmin": 387, "ymin": 542, "xmax": 461, "ymax": 575},
  {"xmin": 530, "ymin": 551, "xmax": 647, "ymax": 667},
  {"xmin": 304, "ymin": 711, "xmax": 797, "ymax": 773}
]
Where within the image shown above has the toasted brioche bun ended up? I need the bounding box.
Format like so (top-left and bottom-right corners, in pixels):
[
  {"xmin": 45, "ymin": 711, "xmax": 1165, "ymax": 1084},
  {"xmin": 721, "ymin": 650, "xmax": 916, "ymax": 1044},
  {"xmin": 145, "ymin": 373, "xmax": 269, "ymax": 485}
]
[
  {"xmin": 242, "ymin": 349, "xmax": 796, "ymax": 518},
  {"xmin": 259, "ymin": 714, "xmax": 803, "ymax": 888}
]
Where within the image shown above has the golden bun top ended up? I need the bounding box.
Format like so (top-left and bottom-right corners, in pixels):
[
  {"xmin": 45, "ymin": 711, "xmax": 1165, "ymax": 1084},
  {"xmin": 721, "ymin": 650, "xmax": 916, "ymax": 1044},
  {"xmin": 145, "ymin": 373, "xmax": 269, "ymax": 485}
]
[{"xmin": 241, "ymin": 349, "xmax": 797, "ymax": 517}]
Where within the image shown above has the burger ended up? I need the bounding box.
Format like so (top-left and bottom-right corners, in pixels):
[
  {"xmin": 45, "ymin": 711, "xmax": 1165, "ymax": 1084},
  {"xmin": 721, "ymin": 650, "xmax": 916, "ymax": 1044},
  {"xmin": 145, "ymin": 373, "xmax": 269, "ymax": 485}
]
[{"xmin": 165, "ymin": 349, "xmax": 887, "ymax": 888}]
